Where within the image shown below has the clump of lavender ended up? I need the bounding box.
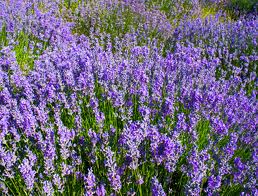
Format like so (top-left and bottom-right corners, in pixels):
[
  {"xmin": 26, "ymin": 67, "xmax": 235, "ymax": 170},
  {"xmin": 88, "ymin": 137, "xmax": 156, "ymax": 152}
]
[{"xmin": 0, "ymin": 0, "xmax": 257, "ymax": 195}]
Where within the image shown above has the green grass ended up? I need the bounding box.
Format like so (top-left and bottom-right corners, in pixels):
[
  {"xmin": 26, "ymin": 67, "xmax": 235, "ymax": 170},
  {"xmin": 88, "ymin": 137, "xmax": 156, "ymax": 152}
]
[
  {"xmin": 0, "ymin": 26, "xmax": 50, "ymax": 72},
  {"xmin": 72, "ymin": 2, "xmax": 171, "ymax": 53},
  {"xmin": 226, "ymin": 0, "xmax": 257, "ymax": 18},
  {"xmin": 0, "ymin": 25, "xmax": 8, "ymax": 48}
]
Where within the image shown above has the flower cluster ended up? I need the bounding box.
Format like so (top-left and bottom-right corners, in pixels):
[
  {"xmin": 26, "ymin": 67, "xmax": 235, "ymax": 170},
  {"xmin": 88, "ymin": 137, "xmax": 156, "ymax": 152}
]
[{"xmin": 0, "ymin": 0, "xmax": 257, "ymax": 195}]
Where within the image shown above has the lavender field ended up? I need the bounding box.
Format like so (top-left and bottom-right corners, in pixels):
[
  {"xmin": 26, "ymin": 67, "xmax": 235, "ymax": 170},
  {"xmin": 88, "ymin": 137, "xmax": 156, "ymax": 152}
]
[{"xmin": 0, "ymin": 0, "xmax": 257, "ymax": 195}]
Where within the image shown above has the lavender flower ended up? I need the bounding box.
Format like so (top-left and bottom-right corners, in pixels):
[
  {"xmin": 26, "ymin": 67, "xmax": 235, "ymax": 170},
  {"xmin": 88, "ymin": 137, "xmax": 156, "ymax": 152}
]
[
  {"xmin": 85, "ymin": 168, "xmax": 96, "ymax": 195},
  {"xmin": 151, "ymin": 177, "xmax": 166, "ymax": 196},
  {"xmin": 43, "ymin": 181, "xmax": 54, "ymax": 196},
  {"xmin": 18, "ymin": 158, "xmax": 36, "ymax": 190}
]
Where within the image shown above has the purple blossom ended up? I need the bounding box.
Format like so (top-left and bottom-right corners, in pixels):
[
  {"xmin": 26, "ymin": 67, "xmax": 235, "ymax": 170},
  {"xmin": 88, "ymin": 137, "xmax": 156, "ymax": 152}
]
[
  {"xmin": 151, "ymin": 177, "xmax": 166, "ymax": 196},
  {"xmin": 85, "ymin": 168, "xmax": 96, "ymax": 195},
  {"xmin": 43, "ymin": 181, "xmax": 54, "ymax": 196},
  {"xmin": 18, "ymin": 158, "xmax": 36, "ymax": 190},
  {"xmin": 96, "ymin": 184, "xmax": 106, "ymax": 196}
]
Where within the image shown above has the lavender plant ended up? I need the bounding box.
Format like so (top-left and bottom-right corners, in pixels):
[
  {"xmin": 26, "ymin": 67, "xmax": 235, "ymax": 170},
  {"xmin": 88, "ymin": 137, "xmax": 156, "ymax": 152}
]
[{"xmin": 0, "ymin": 0, "xmax": 257, "ymax": 195}]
